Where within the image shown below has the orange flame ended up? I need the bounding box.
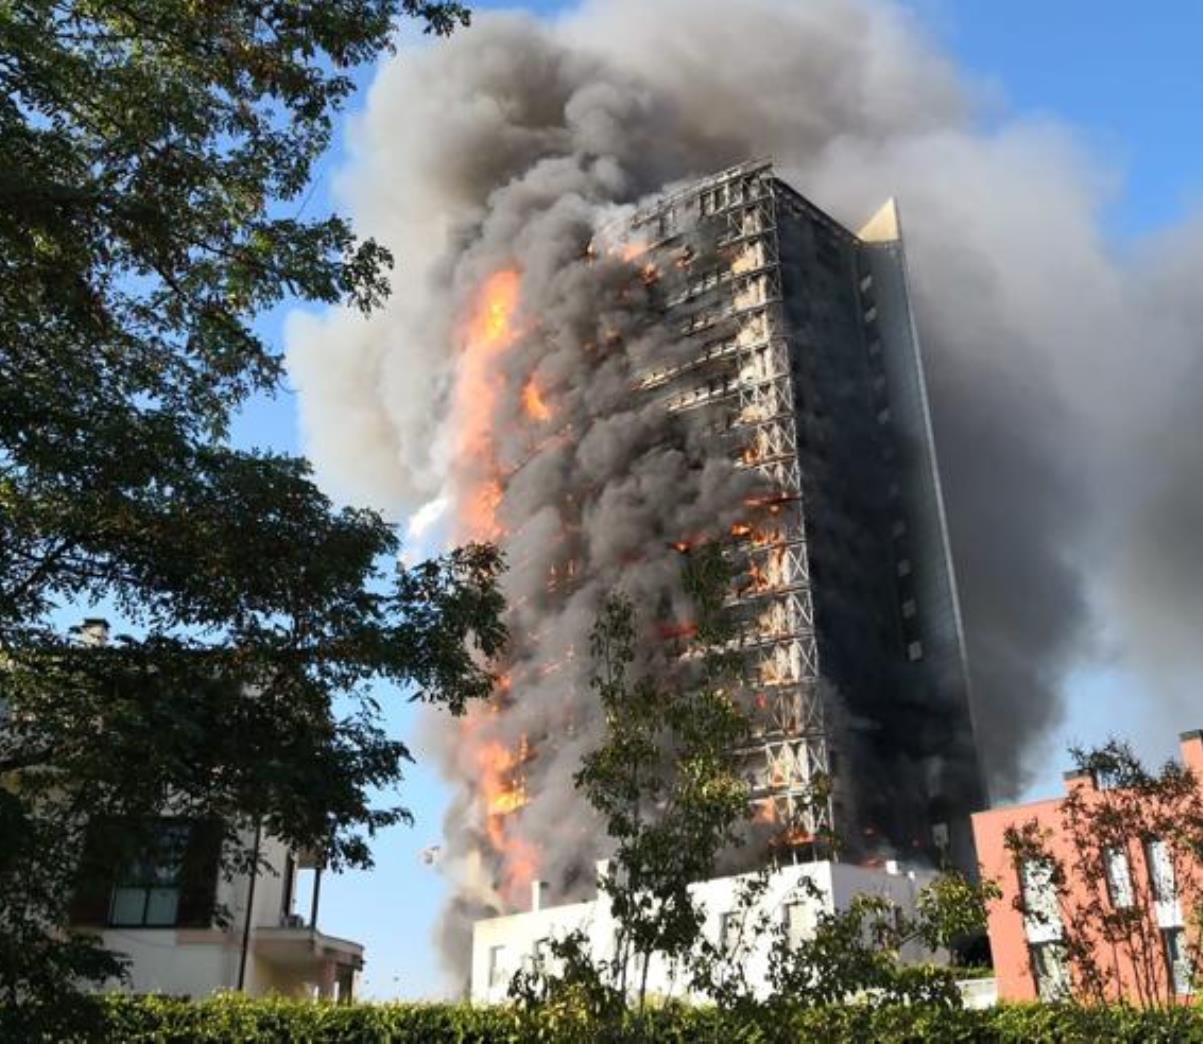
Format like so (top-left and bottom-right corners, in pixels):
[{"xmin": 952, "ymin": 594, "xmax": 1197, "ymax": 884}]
[
  {"xmin": 457, "ymin": 270, "xmax": 520, "ymax": 458},
  {"xmin": 754, "ymin": 800, "xmax": 778, "ymax": 824},
  {"xmin": 657, "ymin": 620, "xmax": 698, "ymax": 641},
  {"xmin": 478, "ymin": 738, "xmax": 530, "ymax": 817},
  {"xmin": 521, "ymin": 379, "xmax": 552, "ymax": 422},
  {"xmin": 453, "ymin": 269, "xmax": 521, "ymax": 542},
  {"xmin": 618, "ymin": 239, "xmax": 649, "ymax": 263}
]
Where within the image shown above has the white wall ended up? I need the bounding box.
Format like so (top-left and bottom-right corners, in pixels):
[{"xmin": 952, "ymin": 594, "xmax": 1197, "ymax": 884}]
[{"xmin": 470, "ymin": 860, "xmax": 939, "ymax": 1003}]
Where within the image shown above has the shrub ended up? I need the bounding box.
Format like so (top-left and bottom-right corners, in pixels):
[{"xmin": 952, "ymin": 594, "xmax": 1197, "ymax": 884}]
[{"xmin": 3, "ymin": 994, "xmax": 1203, "ymax": 1043}]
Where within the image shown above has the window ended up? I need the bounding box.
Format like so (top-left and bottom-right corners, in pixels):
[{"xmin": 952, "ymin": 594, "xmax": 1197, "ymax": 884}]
[
  {"xmin": 488, "ymin": 945, "xmax": 507, "ymax": 988},
  {"xmin": 784, "ymin": 901, "xmax": 814, "ymax": 949},
  {"xmin": 1163, "ymin": 927, "xmax": 1193, "ymax": 995},
  {"xmin": 1145, "ymin": 839, "xmax": 1176, "ymax": 902},
  {"xmin": 719, "ymin": 911, "xmax": 741, "ymax": 953},
  {"xmin": 1029, "ymin": 941, "xmax": 1070, "ymax": 1001},
  {"xmin": 1104, "ymin": 847, "xmax": 1134, "ymax": 909},
  {"xmin": 901, "ymin": 599, "xmax": 917, "ymax": 620},
  {"xmin": 906, "ymin": 640, "xmax": 923, "ymax": 662},
  {"xmin": 1019, "ymin": 858, "xmax": 1060, "ymax": 937},
  {"xmin": 109, "ymin": 822, "xmax": 190, "ymax": 927},
  {"xmin": 896, "ymin": 558, "xmax": 912, "ymax": 578}
]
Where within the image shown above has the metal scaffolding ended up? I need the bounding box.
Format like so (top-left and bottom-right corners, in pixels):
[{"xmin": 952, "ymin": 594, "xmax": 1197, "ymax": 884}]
[{"xmin": 630, "ymin": 160, "xmax": 834, "ymax": 848}]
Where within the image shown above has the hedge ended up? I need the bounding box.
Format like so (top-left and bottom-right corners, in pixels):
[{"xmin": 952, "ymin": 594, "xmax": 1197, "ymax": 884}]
[{"xmin": 3, "ymin": 994, "xmax": 1203, "ymax": 1043}]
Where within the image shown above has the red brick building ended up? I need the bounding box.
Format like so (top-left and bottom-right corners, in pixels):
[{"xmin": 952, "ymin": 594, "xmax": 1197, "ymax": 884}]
[{"xmin": 972, "ymin": 730, "xmax": 1203, "ymax": 1004}]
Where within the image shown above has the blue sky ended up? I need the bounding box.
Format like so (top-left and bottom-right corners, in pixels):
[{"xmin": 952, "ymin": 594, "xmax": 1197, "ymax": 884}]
[{"xmin": 225, "ymin": 1, "xmax": 1203, "ymax": 999}]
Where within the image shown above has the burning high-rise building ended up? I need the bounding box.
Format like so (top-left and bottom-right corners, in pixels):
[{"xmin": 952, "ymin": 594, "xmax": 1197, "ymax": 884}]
[
  {"xmin": 435, "ymin": 158, "xmax": 983, "ymax": 962},
  {"xmin": 612, "ymin": 160, "xmax": 983, "ymax": 867}
]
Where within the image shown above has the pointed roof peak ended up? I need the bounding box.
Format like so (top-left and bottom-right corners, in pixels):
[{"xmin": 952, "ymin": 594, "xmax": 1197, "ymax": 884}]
[{"xmin": 858, "ymin": 198, "xmax": 901, "ymax": 243}]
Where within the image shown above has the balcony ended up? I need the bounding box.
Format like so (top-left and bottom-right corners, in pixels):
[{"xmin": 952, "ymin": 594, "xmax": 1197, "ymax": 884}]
[{"xmin": 252, "ymin": 922, "xmax": 363, "ymax": 1001}]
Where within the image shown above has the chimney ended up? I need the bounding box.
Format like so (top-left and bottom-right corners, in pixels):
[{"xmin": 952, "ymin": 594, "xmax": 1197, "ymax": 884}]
[
  {"xmin": 78, "ymin": 618, "xmax": 110, "ymax": 648},
  {"xmin": 1180, "ymin": 730, "xmax": 1203, "ymax": 778},
  {"xmin": 1062, "ymin": 769, "xmax": 1096, "ymax": 795}
]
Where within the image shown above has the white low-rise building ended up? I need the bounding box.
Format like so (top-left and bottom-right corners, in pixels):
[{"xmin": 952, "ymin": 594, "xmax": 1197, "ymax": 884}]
[
  {"xmin": 71, "ymin": 822, "xmax": 363, "ymax": 1000},
  {"xmin": 471, "ymin": 860, "xmax": 939, "ymax": 1003}
]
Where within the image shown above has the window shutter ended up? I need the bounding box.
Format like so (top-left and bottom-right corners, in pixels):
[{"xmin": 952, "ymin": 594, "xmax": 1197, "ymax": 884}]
[
  {"xmin": 176, "ymin": 820, "xmax": 223, "ymax": 928},
  {"xmin": 67, "ymin": 820, "xmax": 120, "ymax": 926}
]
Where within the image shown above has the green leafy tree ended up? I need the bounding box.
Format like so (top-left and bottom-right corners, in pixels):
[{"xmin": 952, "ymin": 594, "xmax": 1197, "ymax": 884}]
[
  {"xmin": 580, "ymin": 546, "xmax": 750, "ymax": 1007},
  {"xmin": 0, "ymin": 0, "xmax": 504, "ymax": 1004},
  {"xmin": 511, "ymin": 545, "xmax": 750, "ymax": 1012},
  {"xmin": 686, "ymin": 866, "xmax": 997, "ymax": 1014}
]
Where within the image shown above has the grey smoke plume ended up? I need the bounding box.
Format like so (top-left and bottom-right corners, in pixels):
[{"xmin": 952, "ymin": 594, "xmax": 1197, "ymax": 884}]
[{"xmin": 286, "ymin": 0, "xmax": 1203, "ymax": 975}]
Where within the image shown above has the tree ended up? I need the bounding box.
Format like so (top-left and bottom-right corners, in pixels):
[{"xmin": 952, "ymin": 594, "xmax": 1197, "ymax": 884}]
[
  {"xmin": 512, "ymin": 545, "xmax": 750, "ymax": 1011},
  {"xmin": 1002, "ymin": 740, "xmax": 1203, "ymax": 1007},
  {"xmin": 0, "ymin": 0, "xmax": 503, "ymax": 1003},
  {"xmin": 689, "ymin": 866, "xmax": 996, "ymax": 1013}
]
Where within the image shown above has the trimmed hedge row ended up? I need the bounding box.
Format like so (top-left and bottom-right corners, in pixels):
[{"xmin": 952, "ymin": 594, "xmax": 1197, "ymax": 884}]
[{"xmin": 3, "ymin": 994, "xmax": 1203, "ymax": 1043}]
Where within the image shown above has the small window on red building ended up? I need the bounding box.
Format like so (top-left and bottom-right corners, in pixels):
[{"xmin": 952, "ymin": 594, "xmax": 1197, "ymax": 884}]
[
  {"xmin": 1162, "ymin": 927, "xmax": 1193, "ymax": 996},
  {"xmin": 1103, "ymin": 847, "xmax": 1134, "ymax": 909},
  {"xmin": 1144, "ymin": 839, "xmax": 1176, "ymax": 902},
  {"xmin": 1029, "ymin": 941, "xmax": 1070, "ymax": 1001}
]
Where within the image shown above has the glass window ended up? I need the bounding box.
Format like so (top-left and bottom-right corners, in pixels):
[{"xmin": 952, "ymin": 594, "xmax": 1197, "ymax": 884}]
[
  {"xmin": 1030, "ymin": 941, "xmax": 1071, "ymax": 1001},
  {"xmin": 784, "ymin": 901, "xmax": 814, "ymax": 949},
  {"xmin": 719, "ymin": 912, "xmax": 741, "ymax": 953},
  {"xmin": 1020, "ymin": 858, "xmax": 1060, "ymax": 935},
  {"xmin": 1104, "ymin": 847, "xmax": 1134, "ymax": 909},
  {"xmin": 1163, "ymin": 927, "xmax": 1193, "ymax": 995},
  {"xmin": 1145, "ymin": 839, "xmax": 1176, "ymax": 902},
  {"xmin": 109, "ymin": 822, "xmax": 189, "ymax": 928},
  {"xmin": 488, "ymin": 945, "xmax": 507, "ymax": 988}
]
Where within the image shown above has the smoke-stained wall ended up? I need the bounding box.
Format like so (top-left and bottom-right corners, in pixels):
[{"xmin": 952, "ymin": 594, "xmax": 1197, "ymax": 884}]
[{"xmin": 284, "ymin": 0, "xmax": 1203, "ymax": 982}]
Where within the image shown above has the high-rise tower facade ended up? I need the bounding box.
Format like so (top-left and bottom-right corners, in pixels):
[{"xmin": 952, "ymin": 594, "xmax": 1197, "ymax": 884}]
[{"xmin": 623, "ymin": 160, "xmax": 983, "ymax": 871}]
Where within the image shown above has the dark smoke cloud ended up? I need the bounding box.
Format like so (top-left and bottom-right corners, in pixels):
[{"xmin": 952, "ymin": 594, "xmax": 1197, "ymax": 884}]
[{"xmin": 285, "ymin": 0, "xmax": 1203, "ymax": 979}]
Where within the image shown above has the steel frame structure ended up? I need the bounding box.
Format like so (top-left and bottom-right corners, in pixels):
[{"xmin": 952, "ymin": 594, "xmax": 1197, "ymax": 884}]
[{"xmin": 631, "ymin": 161, "xmax": 834, "ymax": 846}]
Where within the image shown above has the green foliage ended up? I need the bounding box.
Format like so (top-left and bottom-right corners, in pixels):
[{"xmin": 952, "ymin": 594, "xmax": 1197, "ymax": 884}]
[
  {"xmin": 571, "ymin": 545, "xmax": 750, "ymax": 1002},
  {"xmin": 0, "ymin": 0, "xmax": 499, "ymax": 1004},
  {"xmin": 689, "ymin": 868, "xmax": 999, "ymax": 1012},
  {"xmin": 5, "ymin": 994, "xmax": 1203, "ymax": 1044}
]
